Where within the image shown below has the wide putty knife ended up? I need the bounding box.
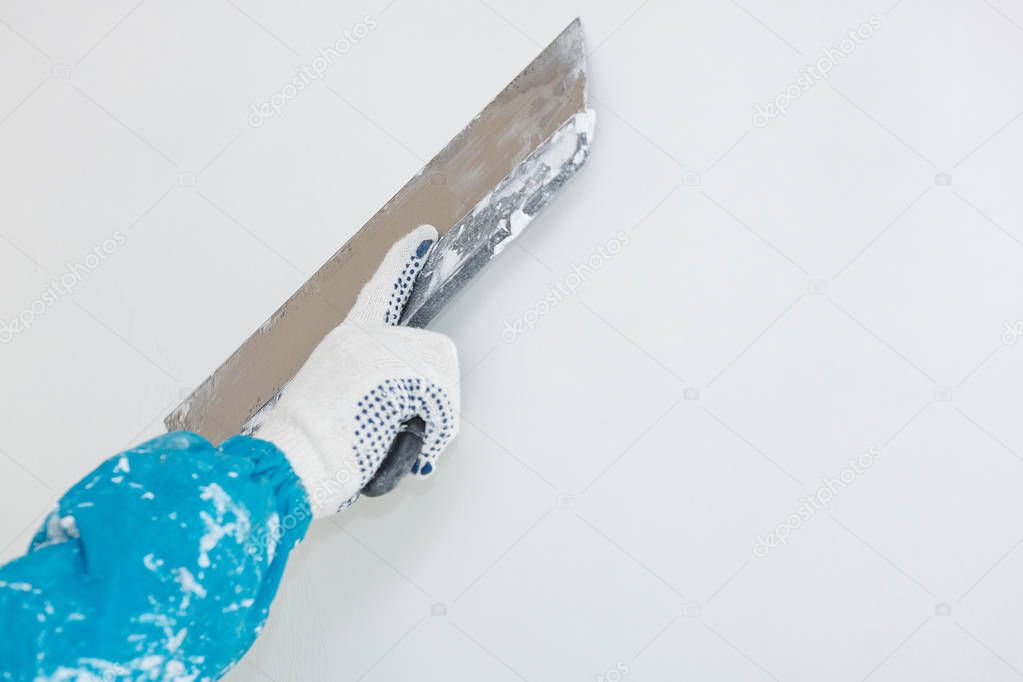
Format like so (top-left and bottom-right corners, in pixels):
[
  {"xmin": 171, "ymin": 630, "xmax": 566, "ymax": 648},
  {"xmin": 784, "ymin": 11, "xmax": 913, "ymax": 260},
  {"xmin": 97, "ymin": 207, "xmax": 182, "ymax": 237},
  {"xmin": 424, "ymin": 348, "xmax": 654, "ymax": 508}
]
[{"xmin": 166, "ymin": 18, "xmax": 593, "ymax": 494}]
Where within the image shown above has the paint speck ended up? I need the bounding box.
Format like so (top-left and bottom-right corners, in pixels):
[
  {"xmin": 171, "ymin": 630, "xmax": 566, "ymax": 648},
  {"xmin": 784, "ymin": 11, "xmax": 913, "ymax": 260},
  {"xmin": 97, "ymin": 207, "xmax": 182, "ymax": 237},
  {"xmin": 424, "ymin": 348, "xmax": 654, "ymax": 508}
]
[
  {"xmin": 197, "ymin": 483, "xmax": 251, "ymax": 569},
  {"xmin": 265, "ymin": 513, "xmax": 280, "ymax": 563},
  {"xmin": 0, "ymin": 581, "xmax": 33, "ymax": 592},
  {"xmin": 58, "ymin": 516, "xmax": 79, "ymax": 537},
  {"xmin": 175, "ymin": 567, "xmax": 206, "ymax": 600},
  {"xmin": 166, "ymin": 628, "xmax": 187, "ymax": 653},
  {"xmin": 138, "ymin": 655, "xmax": 164, "ymax": 671}
]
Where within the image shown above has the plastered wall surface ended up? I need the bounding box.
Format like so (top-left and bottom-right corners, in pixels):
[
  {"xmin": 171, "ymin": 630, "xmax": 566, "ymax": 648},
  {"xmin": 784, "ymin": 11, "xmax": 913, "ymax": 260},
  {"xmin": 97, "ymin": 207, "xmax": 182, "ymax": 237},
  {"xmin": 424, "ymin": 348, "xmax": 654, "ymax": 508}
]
[{"xmin": 1, "ymin": 1, "xmax": 1022, "ymax": 679}]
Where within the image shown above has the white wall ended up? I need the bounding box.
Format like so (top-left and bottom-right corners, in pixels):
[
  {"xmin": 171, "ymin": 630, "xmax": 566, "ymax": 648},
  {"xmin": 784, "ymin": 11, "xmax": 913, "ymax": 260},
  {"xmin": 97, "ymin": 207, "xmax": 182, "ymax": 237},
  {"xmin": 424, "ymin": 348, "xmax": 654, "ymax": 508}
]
[{"xmin": 2, "ymin": 0, "xmax": 1022, "ymax": 679}]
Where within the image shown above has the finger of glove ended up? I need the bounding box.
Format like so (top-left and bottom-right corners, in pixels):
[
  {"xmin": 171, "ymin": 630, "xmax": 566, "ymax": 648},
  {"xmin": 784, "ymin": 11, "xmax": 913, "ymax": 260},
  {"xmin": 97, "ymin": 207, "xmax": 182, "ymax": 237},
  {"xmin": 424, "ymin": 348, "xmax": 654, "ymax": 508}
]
[
  {"xmin": 330, "ymin": 325, "xmax": 460, "ymax": 479},
  {"xmin": 410, "ymin": 386, "xmax": 459, "ymax": 478},
  {"xmin": 395, "ymin": 329, "xmax": 460, "ymax": 478},
  {"xmin": 345, "ymin": 224, "xmax": 437, "ymax": 326}
]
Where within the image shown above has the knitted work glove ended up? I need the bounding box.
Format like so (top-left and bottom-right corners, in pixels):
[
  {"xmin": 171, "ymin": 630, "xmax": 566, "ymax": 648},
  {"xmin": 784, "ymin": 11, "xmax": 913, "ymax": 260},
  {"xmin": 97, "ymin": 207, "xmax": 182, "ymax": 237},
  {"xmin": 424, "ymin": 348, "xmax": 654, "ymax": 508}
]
[{"xmin": 256, "ymin": 225, "xmax": 460, "ymax": 517}]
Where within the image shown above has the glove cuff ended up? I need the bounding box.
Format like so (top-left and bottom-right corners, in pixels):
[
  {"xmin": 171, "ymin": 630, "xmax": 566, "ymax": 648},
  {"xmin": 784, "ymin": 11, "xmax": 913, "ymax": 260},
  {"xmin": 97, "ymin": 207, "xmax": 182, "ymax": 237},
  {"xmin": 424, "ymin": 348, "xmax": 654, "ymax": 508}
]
[{"xmin": 257, "ymin": 415, "xmax": 361, "ymax": 518}]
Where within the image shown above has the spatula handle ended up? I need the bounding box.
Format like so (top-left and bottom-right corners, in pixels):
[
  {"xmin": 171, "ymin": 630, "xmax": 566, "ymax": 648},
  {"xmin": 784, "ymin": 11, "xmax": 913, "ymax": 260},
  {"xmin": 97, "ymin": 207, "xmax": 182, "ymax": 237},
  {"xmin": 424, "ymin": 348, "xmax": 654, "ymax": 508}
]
[{"xmin": 361, "ymin": 417, "xmax": 426, "ymax": 497}]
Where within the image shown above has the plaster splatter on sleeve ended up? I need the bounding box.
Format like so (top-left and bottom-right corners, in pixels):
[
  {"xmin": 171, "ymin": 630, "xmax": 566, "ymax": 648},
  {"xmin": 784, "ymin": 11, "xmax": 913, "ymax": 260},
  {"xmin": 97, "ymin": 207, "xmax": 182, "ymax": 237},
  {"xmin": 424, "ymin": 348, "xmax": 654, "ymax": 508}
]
[{"xmin": 0, "ymin": 432, "xmax": 311, "ymax": 681}]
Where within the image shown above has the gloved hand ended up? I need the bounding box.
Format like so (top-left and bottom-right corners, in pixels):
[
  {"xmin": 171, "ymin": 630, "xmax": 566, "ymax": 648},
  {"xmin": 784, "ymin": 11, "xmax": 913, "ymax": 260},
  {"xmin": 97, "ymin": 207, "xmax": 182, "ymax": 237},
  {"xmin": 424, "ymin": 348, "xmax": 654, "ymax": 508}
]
[
  {"xmin": 0, "ymin": 226, "xmax": 461, "ymax": 682},
  {"xmin": 256, "ymin": 224, "xmax": 460, "ymax": 516}
]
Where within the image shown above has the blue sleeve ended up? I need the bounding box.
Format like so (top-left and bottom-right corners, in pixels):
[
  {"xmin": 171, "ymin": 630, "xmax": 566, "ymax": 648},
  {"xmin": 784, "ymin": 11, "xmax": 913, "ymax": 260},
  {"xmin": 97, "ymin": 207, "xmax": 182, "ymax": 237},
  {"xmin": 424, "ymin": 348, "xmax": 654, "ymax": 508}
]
[{"xmin": 0, "ymin": 432, "xmax": 311, "ymax": 681}]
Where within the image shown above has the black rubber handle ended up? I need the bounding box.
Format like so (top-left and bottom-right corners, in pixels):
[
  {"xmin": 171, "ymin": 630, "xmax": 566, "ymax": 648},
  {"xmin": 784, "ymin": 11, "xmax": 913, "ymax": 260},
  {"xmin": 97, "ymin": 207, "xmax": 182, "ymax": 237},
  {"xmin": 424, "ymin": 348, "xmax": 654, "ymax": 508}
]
[{"xmin": 362, "ymin": 416, "xmax": 426, "ymax": 497}]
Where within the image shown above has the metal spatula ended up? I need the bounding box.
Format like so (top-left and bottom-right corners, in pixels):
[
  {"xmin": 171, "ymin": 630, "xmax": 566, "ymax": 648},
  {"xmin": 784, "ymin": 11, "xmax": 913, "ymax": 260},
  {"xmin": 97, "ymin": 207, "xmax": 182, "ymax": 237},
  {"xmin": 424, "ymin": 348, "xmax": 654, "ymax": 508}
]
[{"xmin": 166, "ymin": 18, "xmax": 593, "ymax": 494}]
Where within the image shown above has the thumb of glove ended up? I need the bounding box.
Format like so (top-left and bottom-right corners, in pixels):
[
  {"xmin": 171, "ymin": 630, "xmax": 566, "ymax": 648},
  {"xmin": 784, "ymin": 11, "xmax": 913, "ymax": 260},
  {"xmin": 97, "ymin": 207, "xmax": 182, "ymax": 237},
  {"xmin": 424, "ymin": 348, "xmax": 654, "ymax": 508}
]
[{"xmin": 346, "ymin": 224, "xmax": 437, "ymax": 326}]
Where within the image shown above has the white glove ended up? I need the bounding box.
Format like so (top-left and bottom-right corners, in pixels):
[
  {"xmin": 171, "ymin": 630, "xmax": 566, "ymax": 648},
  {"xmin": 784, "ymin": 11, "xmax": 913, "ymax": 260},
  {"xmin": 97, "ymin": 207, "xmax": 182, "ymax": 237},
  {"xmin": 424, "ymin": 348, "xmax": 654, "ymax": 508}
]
[{"xmin": 257, "ymin": 225, "xmax": 460, "ymax": 517}]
